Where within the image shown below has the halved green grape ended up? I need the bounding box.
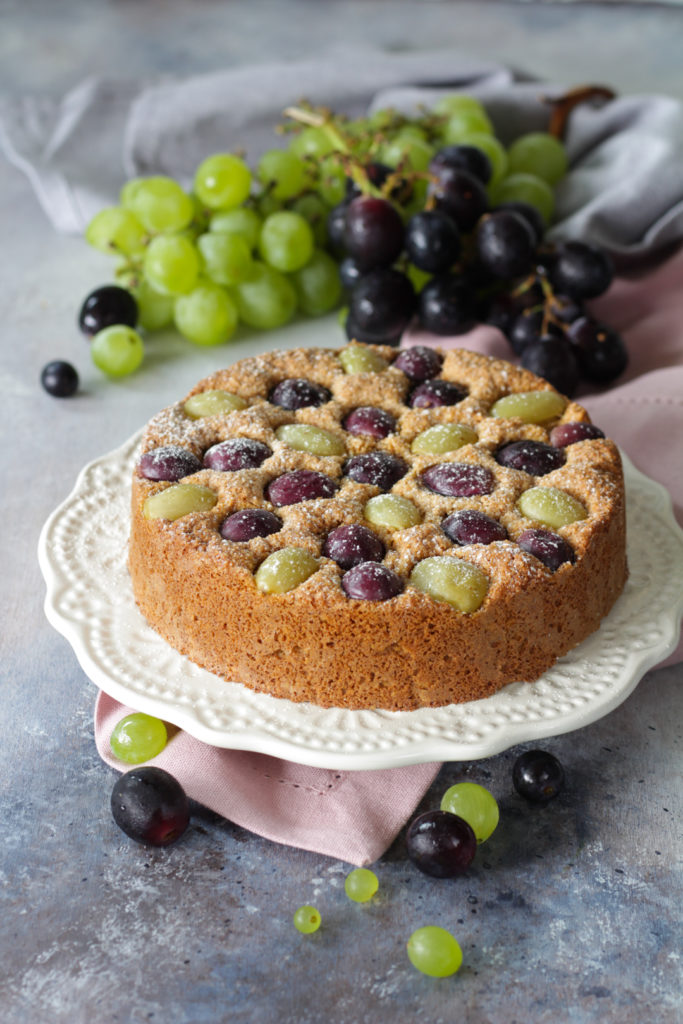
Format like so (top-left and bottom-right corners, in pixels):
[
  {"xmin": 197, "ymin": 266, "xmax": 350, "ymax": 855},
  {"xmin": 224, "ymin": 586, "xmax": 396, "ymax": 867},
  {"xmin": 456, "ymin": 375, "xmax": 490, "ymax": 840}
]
[
  {"xmin": 257, "ymin": 149, "xmax": 308, "ymax": 200},
  {"xmin": 209, "ymin": 207, "xmax": 262, "ymax": 249},
  {"xmin": 276, "ymin": 423, "xmax": 345, "ymax": 456},
  {"xmin": 143, "ymin": 483, "xmax": 217, "ymax": 521},
  {"xmin": 255, "ymin": 547, "xmax": 318, "ymax": 593},
  {"xmin": 135, "ymin": 279, "xmax": 175, "ymax": 331},
  {"xmin": 292, "ymin": 249, "xmax": 342, "ymax": 317},
  {"xmin": 174, "ymin": 282, "xmax": 238, "ymax": 346},
  {"xmin": 91, "ymin": 325, "xmax": 145, "ymax": 377},
  {"xmin": 110, "ymin": 713, "xmax": 168, "ymax": 764},
  {"xmin": 197, "ymin": 231, "xmax": 253, "ymax": 285},
  {"xmin": 234, "ymin": 261, "xmax": 297, "ymax": 329},
  {"xmin": 293, "ymin": 905, "xmax": 321, "ymax": 934},
  {"xmin": 407, "ymin": 926, "xmax": 463, "ymax": 978},
  {"xmin": 143, "ymin": 235, "xmax": 200, "ymax": 295},
  {"xmin": 517, "ymin": 486, "xmax": 587, "ymax": 528},
  {"xmin": 411, "ymin": 423, "xmax": 478, "ymax": 456},
  {"xmin": 339, "ymin": 344, "xmax": 388, "ymax": 374},
  {"xmin": 490, "ymin": 390, "xmax": 566, "ymax": 424},
  {"xmin": 183, "ymin": 389, "xmax": 247, "ymax": 418},
  {"xmin": 410, "ymin": 556, "xmax": 488, "ymax": 613},
  {"xmin": 492, "ymin": 172, "xmax": 555, "ymax": 225},
  {"xmin": 85, "ymin": 207, "xmax": 146, "ymax": 256},
  {"xmin": 258, "ymin": 211, "xmax": 314, "ymax": 273},
  {"xmin": 365, "ymin": 494, "xmax": 421, "ymax": 530},
  {"xmin": 345, "ymin": 868, "xmax": 379, "ymax": 903},
  {"xmin": 193, "ymin": 154, "xmax": 252, "ymax": 210},
  {"xmin": 507, "ymin": 132, "xmax": 568, "ymax": 186},
  {"xmin": 440, "ymin": 782, "xmax": 499, "ymax": 843},
  {"xmin": 289, "ymin": 125, "xmax": 336, "ymax": 160},
  {"xmin": 126, "ymin": 176, "xmax": 194, "ymax": 234},
  {"xmin": 290, "ymin": 194, "xmax": 330, "ymax": 248},
  {"xmin": 455, "ymin": 131, "xmax": 508, "ymax": 188}
]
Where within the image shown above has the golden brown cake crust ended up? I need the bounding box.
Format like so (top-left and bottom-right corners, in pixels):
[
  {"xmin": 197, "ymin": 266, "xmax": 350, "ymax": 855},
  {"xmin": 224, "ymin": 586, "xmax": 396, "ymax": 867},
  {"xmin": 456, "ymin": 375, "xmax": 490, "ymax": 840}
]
[{"xmin": 128, "ymin": 345, "xmax": 628, "ymax": 711}]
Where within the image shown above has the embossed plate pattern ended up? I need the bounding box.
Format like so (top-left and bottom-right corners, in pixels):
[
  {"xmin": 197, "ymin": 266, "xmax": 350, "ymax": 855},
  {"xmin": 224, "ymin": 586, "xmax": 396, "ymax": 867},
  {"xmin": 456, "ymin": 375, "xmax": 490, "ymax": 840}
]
[{"xmin": 38, "ymin": 433, "xmax": 683, "ymax": 769}]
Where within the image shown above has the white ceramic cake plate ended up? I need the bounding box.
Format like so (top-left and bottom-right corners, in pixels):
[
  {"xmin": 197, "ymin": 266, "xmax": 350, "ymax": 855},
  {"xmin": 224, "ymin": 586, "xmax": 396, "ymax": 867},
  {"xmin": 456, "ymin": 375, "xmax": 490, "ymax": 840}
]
[{"xmin": 39, "ymin": 432, "xmax": 683, "ymax": 770}]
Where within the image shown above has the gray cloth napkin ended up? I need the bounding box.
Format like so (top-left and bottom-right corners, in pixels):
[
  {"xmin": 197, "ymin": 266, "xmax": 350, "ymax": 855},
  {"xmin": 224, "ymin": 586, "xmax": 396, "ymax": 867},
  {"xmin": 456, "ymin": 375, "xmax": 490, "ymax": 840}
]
[{"xmin": 2, "ymin": 46, "xmax": 683, "ymax": 266}]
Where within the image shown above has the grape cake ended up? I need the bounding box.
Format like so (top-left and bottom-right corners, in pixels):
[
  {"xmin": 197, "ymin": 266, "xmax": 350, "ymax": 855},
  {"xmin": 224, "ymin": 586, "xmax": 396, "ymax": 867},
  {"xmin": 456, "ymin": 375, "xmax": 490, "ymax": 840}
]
[{"xmin": 129, "ymin": 344, "xmax": 627, "ymax": 711}]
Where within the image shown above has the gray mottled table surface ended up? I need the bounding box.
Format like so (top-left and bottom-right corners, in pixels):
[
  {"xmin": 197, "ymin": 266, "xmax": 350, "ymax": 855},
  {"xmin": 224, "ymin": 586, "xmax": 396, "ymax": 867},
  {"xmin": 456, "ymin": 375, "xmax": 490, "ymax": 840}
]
[{"xmin": 1, "ymin": 3, "xmax": 681, "ymax": 1022}]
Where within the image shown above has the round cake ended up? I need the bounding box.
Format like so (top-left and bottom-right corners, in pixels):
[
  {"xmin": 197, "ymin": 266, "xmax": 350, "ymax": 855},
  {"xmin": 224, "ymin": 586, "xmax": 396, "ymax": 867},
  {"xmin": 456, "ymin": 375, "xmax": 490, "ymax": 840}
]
[{"xmin": 129, "ymin": 344, "xmax": 627, "ymax": 711}]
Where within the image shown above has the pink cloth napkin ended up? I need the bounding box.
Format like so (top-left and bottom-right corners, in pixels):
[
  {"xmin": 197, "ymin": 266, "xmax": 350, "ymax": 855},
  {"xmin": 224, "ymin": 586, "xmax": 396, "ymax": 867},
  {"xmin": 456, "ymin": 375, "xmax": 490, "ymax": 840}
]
[{"xmin": 95, "ymin": 248, "xmax": 683, "ymax": 862}]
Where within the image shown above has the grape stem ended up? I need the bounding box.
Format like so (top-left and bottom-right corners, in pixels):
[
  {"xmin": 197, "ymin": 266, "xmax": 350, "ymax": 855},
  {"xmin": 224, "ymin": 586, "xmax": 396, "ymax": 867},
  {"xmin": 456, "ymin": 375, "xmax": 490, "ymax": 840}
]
[{"xmin": 542, "ymin": 85, "xmax": 617, "ymax": 140}]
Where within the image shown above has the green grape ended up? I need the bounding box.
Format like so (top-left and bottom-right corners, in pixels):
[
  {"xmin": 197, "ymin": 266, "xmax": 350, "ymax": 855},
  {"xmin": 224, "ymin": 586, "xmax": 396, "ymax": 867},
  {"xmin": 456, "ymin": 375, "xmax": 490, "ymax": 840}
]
[
  {"xmin": 440, "ymin": 782, "xmax": 499, "ymax": 843},
  {"xmin": 276, "ymin": 423, "xmax": 345, "ymax": 456},
  {"xmin": 110, "ymin": 713, "xmax": 168, "ymax": 764},
  {"xmin": 433, "ymin": 94, "xmax": 489, "ymax": 120},
  {"xmin": 455, "ymin": 131, "xmax": 509, "ymax": 188},
  {"xmin": 91, "ymin": 325, "xmax": 145, "ymax": 377},
  {"xmin": 193, "ymin": 153, "xmax": 252, "ymax": 210},
  {"xmin": 197, "ymin": 231, "xmax": 253, "ymax": 285},
  {"xmin": 290, "ymin": 193, "xmax": 330, "ymax": 247},
  {"xmin": 120, "ymin": 177, "xmax": 145, "ymax": 209},
  {"xmin": 293, "ymin": 906, "xmax": 321, "ymax": 934},
  {"xmin": 258, "ymin": 211, "xmax": 314, "ymax": 273},
  {"xmin": 85, "ymin": 207, "xmax": 146, "ymax": 256},
  {"xmin": 136, "ymin": 279, "xmax": 176, "ymax": 331},
  {"xmin": 365, "ymin": 495, "xmax": 421, "ymax": 530},
  {"xmin": 381, "ymin": 134, "xmax": 434, "ymax": 173},
  {"xmin": 257, "ymin": 149, "xmax": 308, "ymax": 200},
  {"xmin": 490, "ymin": 390, "xmax": 566, "ymax": 424},
  {"xmin": 125, "ymin": 176, "xmax": 194, "ymax": 234},
  {"xmin": 410, "ymin": 556, "xmax": 488, "ymax": 613},
  {"xmin": 317, "ymin": 156, "xmax": 347, "ymax": 206},
  {"xmin": 143, "ymin": 483, "xmax": 217, "ymax": 521},
  {"xmin": 507, "ymin": 132, "xmax": 568, "ymax": 186},
  {"xmin": 517, "ymin": 486, "xmax": 586, "ymax": 528},
  {"xmin": 406, "ymin": 926, "xmax": 463, "ymax": 978},
  {"xmin": 183, "ymin": 390, "xmax": 247, "ymax": 418},
  {"xmin": 209, "ymin": 207, "xmax": 262, "ymax": 250},
  {"xmin": 234, "ymin": 261, "xmax": 297, "ymax": 329},
  {"xmin": 291, "ymin": 249, "xmax": 342, "ymax": 317},
  {"xmin": 411, "ymin": 423, "xmax": 478, "ymax": 455},
  {"xmin": 257, "ymin": 192, "xmax": 285, "ymax": 219},
  {"xmin": 143, "ymin": 235, "xmax": 200, "ymax": 295},
  {"xmin": 174, "ymin": 282, "xmax": 238, "ymax": 346},
  {"xmin": 339, "ymin": 344, "xmax": 388, "ymax": 374},
  {"xmin": 345, "ymin": 868, "xmax": 379, "ymax": 903},
  {"xmin": 492, "ymin": 172, "xmax": 555, "ymax": 225},
  {"xmin": 289, "ymin": 126, "xmax": 336, "ymax": 160},
  {"xmin": 255, "ymin": 548, "xmax": 318, "ymax": 593}
]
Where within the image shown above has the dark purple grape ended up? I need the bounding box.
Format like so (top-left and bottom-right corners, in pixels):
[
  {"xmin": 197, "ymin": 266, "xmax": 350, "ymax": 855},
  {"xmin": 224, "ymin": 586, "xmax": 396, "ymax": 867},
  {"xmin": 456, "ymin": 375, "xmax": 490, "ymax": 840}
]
[
  {"xmin": 494, "ymin": 201, "xmax": 545, "ymax": 246},
  {"xmin": 427, "ymin": 167, "xmax": 488, "ymax": 231},
  {"xmin": 418, "ymin": 274, "xmax": 477, "ymax": 336},
  {"xmin": 40, "ymin": 360, "xmax": 79, "ymax": 398},
  {"xmin": 495, "ymin": 439, "xmax": 565, "ymax": 476},
  {"xmin": 476, "ymin": 210, "xmax": 536, "ymax": 280},
  {"xmin": 405, "ymin": 210, "xmax": 461, "ymax": 274},
  {"xmin": 566, "ymin": 317, "xmax": 628, "ymax": 384},
  {"xmin": 349, "ymin": 268, "xmax": 416, "ymax": 340},
  {"xmin": 266, "ymin": 469, "xmax": 337, "ymax": 506},
  {"xmin": 409, "ymin": 379, "xmax": 467, "ymax": 409},
  {"xmin": 138, "ymin": 445, "xmax": 202, "ymax": 481},
  {"xmin": 550, "ymin": 242, "xmax": 614, "ymax": 300},
  {"xmin": 327, "ymin": 199, "xmax": 351, "ymax": 257},
  {"xmin": 393, "ymin": 345, "xmax": 443, "ymax": 382},
  {"xmin": 517, "ymin": 528, "xmax": 575, "ymax": 571},
  {"xmin": 78, "ymin": 284, "xmax": 138, "ymax": 337},
  {"xmin": 520, "ymin": 336, "xmax": 580, "ymax": 397},
  {"xmin": 547, "ymin": 292, "xmax": 584, "ymax": 326},
  {"xmin": 406, "ymin": 810, "xmax": 477, "ymax": 878},
  {"xmin": 549, "ymin": 421, "xmax": 606, "ymax": 448},
  {"xmin": 203, "ymin": 438, "xmax": 271, "ymax": 471},
  {"xmin": 342, "ymin": 561, "xmax": 403, "ymax": 601},
  {"xmin": 111, "ymin": 767, "xmax": 190, "ymax": 846},
  {"xmin": 220, "ymin": 508, "xmax": 282, "ymax": 541},
  {"xmin": 339, "ymin": 256, "xmax": 364, "ymax": 291},
  {"xmin": 512, "ymin": 749, "xmax": 565, "ymax": 802},
  {"xmin": 343, "ymin": 406, "xmax": 396, "ymax": 439},
  {"xmin": 343, "ymin": 195, "xmax": 405, "ymax": 271},
  {"xmin": 269, "ymin": 378, "xmax": 331, "ymax": 410},
  {"xmin": 442, "ymin": 509, "xmax": 507, "ymax": 545},
  {"xmin": 508, "ymin": 309, "xmax": 563, "ymax": 356},
  {"xmin": 421, "ymin": 462, "xmax": 494, "ymax": 497},
  {"xmin": 430, "ymin": 145, "xmax": 492, "ymax": 185},
  {"xmin": 345, "ymin": 311, "xmax": 403, "ymax": 347},
  {"xmin": 344, "ymin": 452, "xmax": 408, "ymax": 490},
  {"xmin": 323, "ymin": 523, "xmax": 385, "ymax": 569}
]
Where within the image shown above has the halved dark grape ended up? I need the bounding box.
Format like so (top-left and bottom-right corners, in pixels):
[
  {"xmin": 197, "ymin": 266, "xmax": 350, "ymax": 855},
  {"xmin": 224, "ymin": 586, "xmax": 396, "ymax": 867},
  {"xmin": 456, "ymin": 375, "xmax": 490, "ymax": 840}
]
[
  {"xmin": 549, "ymin": 421, "xmax": 606, "ymax": 448},
  {"xmin": 78, "ymin": 284, "xmax": 138, "ymax": 337},
  {"xmin": 40, "ymin": 360, "xmax": 79, "ymax": 398},
  {"xmin": 517, "ymin": 528, "xmax": 575, "ymax": 571},
  {"xmin": 442, "ymin": 509, "xmax": 507, "ymax": 545},
  {"xmin": 203, "ymin": 438, "xmax": 271, "ymax": 471},
  {"xmin": 342, "ymin": 406, "xmax": 397, "ymax": 439},
  {"xmin": 512, "ymin": 749, "xmax": 565, "ymax": 802},
  {"xmin": 427, "ymin": 167, "xmax": 488, "ymax": 231},
  {"xmin": 418, "ymin": 274, "xmax": 477, "ymax": 336},
  {"xmin": 138, "ymin": 445, "xmax": 202, "ymax": 481},
  {"xmin": 409, "ymin": 379, "xmax": 467, "ymax": 408},
  {"xmin": 220, "ymin": 508, "xmax": 282, "ymax": 541},
  {"xmin": 430, "ymin": 145, "xmax": 492, "ymax": 185},
  {"xmin": 111, "ymin": 767, "xmax": 190, "ymax": 847},
  {"xmin": 349, "ymin": 267, "xmax": 416, "ymax": 340},
  {"xmin": 344, "ymin": 452, "xmax": 408, "ymax": 490},
  {"xmin": 406, "ymin": 810, "xmax": 477, "ymax": 878},
  {"xmin": 323, "ymin": 523, "xmax": 385, "ymax": 568},
  {"xmin": 405, "ymin": 210, "xmax": 461, "ymax": 274},
  {"xmin": 495, "ymin": 439, "xmax": 565, "ymax": 476},
  {"xmin": 550, "ymin": 241, "xmax": 614, "ymax": 300},
  {"xmin": 476, "ymin": 210, "xmax": 536, "ymax": 280},
  {"xmin": 342, "ymin": 561, "xmax": 403, "ymax": 601},
  {"xmin": 393, "ymin": 345, "xmax": 443, "ymax": 382},
  {"xmin": 266, "ymin": 469, "xmax": 337, "ymax": 506},
  {"xmin": 520, "ymin": 336, "xmax": 580, "ymax": 397},
  {"xmin": 343, "ymin": 195, "xmax": 405, "ymax": 271},
  {"xmin": 269, "ymin": 378, "xmax": 331, "ymax": 410},
  {"xmin": 421, "ymin": 462, "xmax": 494, "ymax": 497},
  {"xmin": 566, "ymin": 317, "xmax": 628, "ymax": 384}
]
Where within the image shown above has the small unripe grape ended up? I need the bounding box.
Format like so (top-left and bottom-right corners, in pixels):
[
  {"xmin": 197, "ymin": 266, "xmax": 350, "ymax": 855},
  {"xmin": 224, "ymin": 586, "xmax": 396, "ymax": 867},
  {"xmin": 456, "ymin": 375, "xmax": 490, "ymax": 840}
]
[
  {"xmin": 143, "ymin": 484, "xmax": 217, "ymax": 521},
  {"xmin": 255, "ymin": 548, "xmax": 318, "ymax": 593},
  {"xmin": 339, "ymin": 345, "xmax": 388, "ymax": 374},
  {"xmin": 183, "ymin": 390, "xmax": 247, "ymax": 419},
  {"xmin": 440, "ymin": 782, "xmax": 499, "ymax": 843},
  {"xmin": 517, "ymin": 486, "xmax": 587, "ymax": 528},
  {"xmin": 293, "ymin": 906, "xmax": 321, "ymax": 934},
  {"xmin": 410, "ymin": 556, "xmax": 488, "ymax": 613},
  {"xmin": 490, "ymin": 390, "xmax": 566, "ymax": 424},
  {"xmin": 91, "ymin": 325, "xmax": 144, "ymax": 377},
  {"xmin": 411, "ymin": 423, "xmax": 477, "ymax": 455},
  {"xmin": 407, "ymin": 926, "xmax": 463, "ymax": 978},
  {"xmin": 364, "ymin": 494, "xmax": 421, "ymax": 530},
  {"xmin": 194, "ymin": 154, "xmax": 252, "ymax": 210},
  {"xmin": 276, "ymin": 424, "xmax": 346, "ymax": 456},
  {"xmin": 110, "ymin": 713, "xmax": 168, "ymax": 764},
  {"xmin": 345, "ymin": 868, "xmax": 379, "ymax": 903}
]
